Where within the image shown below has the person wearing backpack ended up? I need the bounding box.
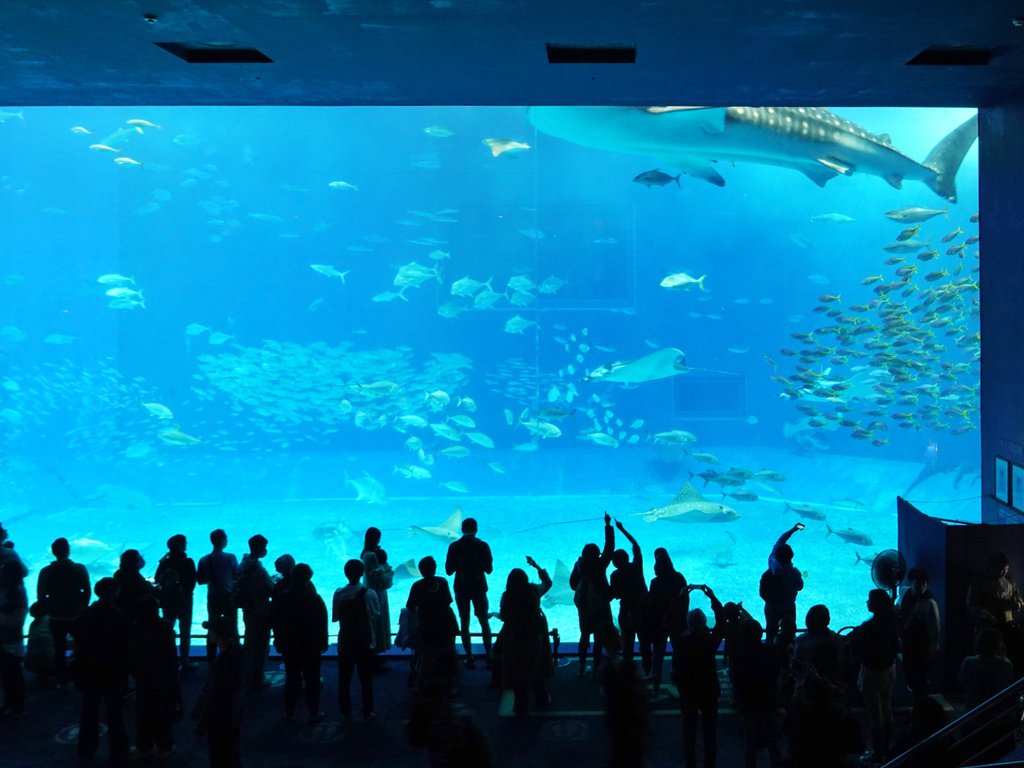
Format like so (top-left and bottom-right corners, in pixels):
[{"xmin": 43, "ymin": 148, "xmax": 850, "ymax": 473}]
[
  {"xmin": 763, "ymin": 524, "xmax": 805, "ymax": 649},
  {"xmin": 236, "ymin": 534, "xmax": 273, "ymax": 692},
  {"xmin": 333, "ymin": 558, "xmax": 380, "ymax": 723},
  {"xmin": 155, "ymin": 534, "xmax": 197, "ymax": 671},
  {"xmin": 36, "ymin": 537, "xmax": 90, "ymax": 683},
  {"xmin": 273, "ymin": 563, "xmax": 327, "ymax": 724}
]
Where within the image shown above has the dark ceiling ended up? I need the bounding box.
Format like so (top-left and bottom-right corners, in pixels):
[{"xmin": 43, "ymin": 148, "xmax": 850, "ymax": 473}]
[{"xmin": 2, "ymin": 1, "xmax": 1023, "ymax": 107}]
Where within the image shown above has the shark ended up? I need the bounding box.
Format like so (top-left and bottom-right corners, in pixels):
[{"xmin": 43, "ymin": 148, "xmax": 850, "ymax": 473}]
[
  {"xmin": 408, "ymin": 505, "xmax": 463, "ymax": 541},
  {"xmin": 527, "ymin": 106, "xmax": 978, "ymax": 202}
]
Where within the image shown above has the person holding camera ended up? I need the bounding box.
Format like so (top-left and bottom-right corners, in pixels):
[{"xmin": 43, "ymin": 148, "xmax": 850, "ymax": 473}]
[{"xmin": 671, "ymin": 583, "xmax": 726, "ymax": 768}]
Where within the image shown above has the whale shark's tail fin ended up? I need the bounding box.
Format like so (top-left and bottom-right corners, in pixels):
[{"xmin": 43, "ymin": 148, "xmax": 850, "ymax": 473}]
[{"xmin": 923, "ymin": 113, "xmax": 978, "ymax": 203}]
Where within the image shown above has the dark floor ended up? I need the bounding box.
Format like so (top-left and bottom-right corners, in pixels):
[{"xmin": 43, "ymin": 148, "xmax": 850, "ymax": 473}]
[{"xmin": 3, "ymin": 649, "xmax": 942, "ymax": 768}]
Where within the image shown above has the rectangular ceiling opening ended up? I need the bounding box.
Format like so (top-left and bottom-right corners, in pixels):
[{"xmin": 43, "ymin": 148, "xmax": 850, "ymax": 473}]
[
  {"xmin": 546, "ymin": 43, "xmax": 636, "ymax": 64},
  {"xmin": 906, "ymin": 46, "xmax": 993, "ymax": 66},
  {"xmin": 155, "ymin": 43, "xmax": 273, "ymax": 64}
]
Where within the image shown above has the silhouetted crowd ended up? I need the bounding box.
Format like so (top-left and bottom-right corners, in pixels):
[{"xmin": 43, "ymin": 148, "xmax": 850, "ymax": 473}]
[{"xmin": 0, "ymin": 515, "xmax": 1021, "ymax": 768}]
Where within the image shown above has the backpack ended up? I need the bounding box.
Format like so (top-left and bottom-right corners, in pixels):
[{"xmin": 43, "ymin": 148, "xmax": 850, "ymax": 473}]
[
  {"xmin": 338, "ymin": 588, "xmax": 373, "ymax": 650},
  {"xmin": 230, "ymin": 568, "xmax": 252, "ymax": 610},
  {"xmin": 759, "ymin": 568, "xmax": 782, "ymax": 604}
]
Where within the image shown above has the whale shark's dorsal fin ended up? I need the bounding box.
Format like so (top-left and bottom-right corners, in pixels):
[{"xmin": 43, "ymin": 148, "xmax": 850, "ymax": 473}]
[
  {"xmin": 672, "ymin": 482, "xmax": 705, "ymax": 505},
  {"xmin": 437, "ymin": 505, "xmax": 463, "ymax": 534}
]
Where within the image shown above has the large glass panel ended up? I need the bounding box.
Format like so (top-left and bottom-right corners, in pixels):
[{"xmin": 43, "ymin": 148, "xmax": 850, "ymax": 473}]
[{"xmin": 0, "ymin": 106, "xmax": 979, "ymax": 637}]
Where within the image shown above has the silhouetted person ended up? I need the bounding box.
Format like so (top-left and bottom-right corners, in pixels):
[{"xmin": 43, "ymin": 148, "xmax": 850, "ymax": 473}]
[
  {"xmin": 646, "ymin": 548, "xmax": 687, "ymax": 695},
  {"xmin": 268, "ymin": 553, "xmax": 294, "ymax": 669},
  {"xmin": 272, "ymin": 563, "xmax": 327, "ymax": 723},
  {"xmin": 69, "ymin": 577, "xmax": 130, "ymax": 764},
  {"xmin": 792, "ymin": 604, "xmax": 847, "ymax": 690},
  {"xmin": 236, "ymin": 534, "xmax": 273, "ymax": 692},
  {"xmin": 848, "ymin": 588, "xmax": 900, "ymax": 764},
  {"xmin": 36, "ymin": 536, "xmax": 90, "ymax": 682},
  {"xmin": 498, "ymin": 557, "xmax": 553, "ymax": 715},
  {"xmin": 966, "ymin": 551, "xmax": 1024, "ymax": 673},
  {"xmin": 601, "ymin": 626, "xmax": 650, "ymax": 768},
  {"xmin": 899, "ymin": 566, "xmax": 940, "ymax": 697},
  {"xmin": 785, "ymin": 667, "xmax": 852, "ymax": 768},
  {"xmin": 155, "ymin": 533, "xmax": 197, "ymax": 670},
  {"xmin": 114, "ymin": 549, "xmax": 155, "ymax": 623},
  {"xmin": 0, "ymin": 558, "xmax": 28, "ymax": 717},
  {"xmin": 0, "ymin": 521, "xmax": 27, "ymax": 581},
  {"xmin": 130, "ymin": 595, "xmax": 180, "ymax": 757},
  {"xmin": 959, "ymin": 626, "xmax": 1014, "ymax": 709},
  {"xmin": 762, "ymin": 524, "xmax": 804, "ymax": 649},
  {"xmin": 445, "ymin": 517, "xmax": 493, "ymax": 668},
  {"xmin": 570, "ymin": 511, "xmax": 615, "ymax": 678},
  {"xmin": 672, "ymin": 585, "xmax": 725, "ymax": 768},
  {"xmin": 407, "ymin": 556, "xmax": 458, "ymax": 691},
  {"xmin": 25, "ymin": 601, "xmax": 55, "ymax": 682},
  {"xmin": 195, "ymin": 616, "xmax": 244, "ymax": 768},
  {"xmin": 361, "ymin": 527, "xmax": 394, "ymax": 658},
  {"xmin": 406, "ymin": 678, "xmax": 493, "ymax": 768},
  {"xmin": 334, "ymin": 558, "xmax": 380, "ymax": 723},
  {"xmin": 196, "ymin": 529, "xmax": 239, "ymax": 665},
  {"xmin": 609, "ymin": 519, "xmax": 648, "ymax": 667},
  {"xmin": 729, "ymin": 619, "xmax": 781, "ymax": 768}
]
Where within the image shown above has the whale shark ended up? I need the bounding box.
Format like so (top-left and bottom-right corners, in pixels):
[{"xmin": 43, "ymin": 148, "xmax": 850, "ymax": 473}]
[{"xmin": 527, "ymin": 106, "xmax": 977, "ymax": 202}]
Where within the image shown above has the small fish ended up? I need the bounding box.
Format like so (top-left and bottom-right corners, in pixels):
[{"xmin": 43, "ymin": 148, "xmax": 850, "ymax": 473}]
[
  {"xmin": 440, "ymin": 481, "xmax": 470, "ymax": 494},
  {"xmin": 126, "ymin": 119, "xmax": 161, "ymax": 129},
  {"xmin": 97, "ymin": 273, "xmax": 135, "ymax": 285},
  {"xmin": 423, "ymin": 125, "xmax": 455, "ymax": 138},
  {"xmin": 941, "ymin": 226, "xmax": 963, "ymax": 243},
  {"xmin": 633, "ymin": 169, "xmax": 680, "ymax": 188},
  {"xmin": 142, "ymin": 402, "xmax": 173, "ymax": 419},
  {"xmin": 113, "ymin": 157, "xmax": 142, "ymax": 166},
  {"xmin": 810, "ymin": 212, "xmax": 854, "ymax": 223},
  {"xmin": 88, "ymin": 144, "xmax": 120, "ymax": 152},
  {"xmin": 660, "ymin": 272, "xmax": 706, "ymax": 291},
  {"xmin": 207, "ymin": 332, "xmax": 234, "ymax": 345},
  {"xmin": 328, "ymin": 180, "xmax": 359, "ymax": 191},
  {"xmin": 70, "ymin": 126, "xmax": 93, "ymax": 135}
]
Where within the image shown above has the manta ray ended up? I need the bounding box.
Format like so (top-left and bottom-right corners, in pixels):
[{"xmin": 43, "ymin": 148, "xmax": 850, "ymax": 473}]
[
  {"xmin": 408, "ymin": 505, "xmax": 462, "ymax": 541},
  {"xmin": 585, "ymin": 347, "xmax": 687, "ymax": 384},
  {"xmin": 642, "ymin": 482, "xmax": 740, "ymax": 524},
  {"xmin": 528, "ymin": 106, "xmax": 978, "ymax": 202},
  {"xmin": 541, "ymin": 559, "xmax": 575, "ymax": 609}
]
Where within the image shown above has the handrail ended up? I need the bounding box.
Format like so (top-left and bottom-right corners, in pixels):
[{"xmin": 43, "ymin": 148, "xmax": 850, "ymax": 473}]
[{"xmin": 883, "ymin": 676, "xmax": 1024, "ymax": 767}]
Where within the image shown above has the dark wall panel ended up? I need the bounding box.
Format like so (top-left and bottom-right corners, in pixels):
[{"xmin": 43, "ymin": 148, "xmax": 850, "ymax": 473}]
[{"xmin": 980, "ymin": 92, "xmax": 1024, "ymax": 524}]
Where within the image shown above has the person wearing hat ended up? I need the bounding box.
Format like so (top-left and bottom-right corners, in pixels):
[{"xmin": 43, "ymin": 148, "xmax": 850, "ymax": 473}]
[
  {"xmin": 196, "ymin": 615, "xmax": 243, "ymax": 768},
  {"xmin": 898, "ymin": 566, "xmax": 940, "ymax": 697}
]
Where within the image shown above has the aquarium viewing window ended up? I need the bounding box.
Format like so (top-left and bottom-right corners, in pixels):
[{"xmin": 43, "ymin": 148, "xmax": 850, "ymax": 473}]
[{"xmin": 0, "ymin": 105, "xmax": 979, "ymax": 639}]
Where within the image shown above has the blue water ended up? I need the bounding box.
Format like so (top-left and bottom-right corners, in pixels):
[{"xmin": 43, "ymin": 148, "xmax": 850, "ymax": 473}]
[{"xmin": 0, "ymin": 106, "xmax": 980, "ymax": 637}]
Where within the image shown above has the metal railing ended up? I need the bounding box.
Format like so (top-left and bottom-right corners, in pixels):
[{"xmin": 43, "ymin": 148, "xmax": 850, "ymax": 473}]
[{"xmin": 883, "ymin": 677, "xmax": 1024, "ymax": 767}]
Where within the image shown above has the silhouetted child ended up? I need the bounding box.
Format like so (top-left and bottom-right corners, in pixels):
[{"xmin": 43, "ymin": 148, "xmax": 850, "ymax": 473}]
[{"xmin": 25, "ymin": 602, "xmax": 54, "ymax": 681}]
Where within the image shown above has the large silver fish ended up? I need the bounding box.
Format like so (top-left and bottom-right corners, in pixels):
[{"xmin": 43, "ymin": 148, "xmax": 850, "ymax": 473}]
[
  {"xmin": 642, "ymin": 482, "xmax": 740, "ymax": 524},
  {"xmin": 528, "ymin": 106, "xmax": 977, "ymax": 202}
]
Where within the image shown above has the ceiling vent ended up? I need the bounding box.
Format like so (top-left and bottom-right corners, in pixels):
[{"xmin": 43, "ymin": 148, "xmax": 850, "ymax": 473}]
[
  {"xmin": 546, "ymin": 43, "xmax": 636, "ymax": 64},
  {"xmin": 155, "ymin": 42, "xmax": 273, "ymax": 64},
  {"xmin": 906, "ymin": 46, "xmax": 993, "ymax": 66}
]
